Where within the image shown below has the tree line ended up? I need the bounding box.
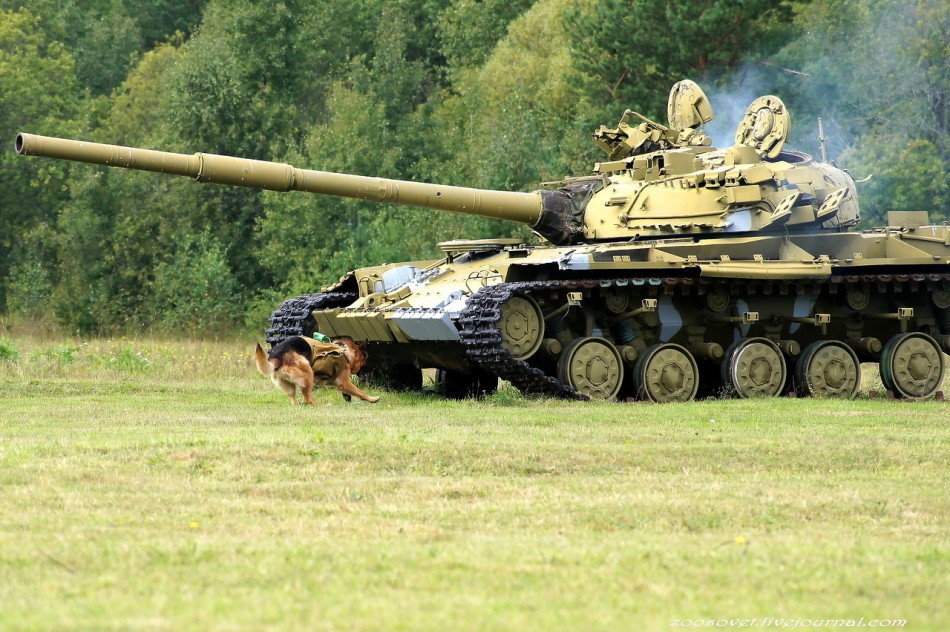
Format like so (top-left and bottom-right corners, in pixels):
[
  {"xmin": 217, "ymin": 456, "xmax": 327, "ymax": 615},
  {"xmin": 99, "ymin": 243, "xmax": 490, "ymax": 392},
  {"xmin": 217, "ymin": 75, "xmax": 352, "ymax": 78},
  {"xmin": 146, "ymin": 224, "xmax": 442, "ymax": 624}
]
[{"xmin": 1, "ymin": 0, "xmax": 946, "ymax": 335}]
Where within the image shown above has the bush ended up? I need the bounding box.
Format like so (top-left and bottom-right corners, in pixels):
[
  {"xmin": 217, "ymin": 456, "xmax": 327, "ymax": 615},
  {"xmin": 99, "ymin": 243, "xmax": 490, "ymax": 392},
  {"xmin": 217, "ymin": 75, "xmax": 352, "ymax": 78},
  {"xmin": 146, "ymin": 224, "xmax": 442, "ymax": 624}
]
[
  {"xmin": 107, "ymin": 346, "xmax": 152, "ymax": 372},
  {"xmin": 147, "ymin": 234, "xmax": 241, "ymax": 336},
  {"xmin": 0, "ymin": 338, "xmax": 20, "ymax": 362},
  {"xmin": 30, "ymin": 344, "xmax": 81, "ymax": 364},
  {"xmin": 5, "ymin": 258, "xmax": 54, "ymax": 319}
]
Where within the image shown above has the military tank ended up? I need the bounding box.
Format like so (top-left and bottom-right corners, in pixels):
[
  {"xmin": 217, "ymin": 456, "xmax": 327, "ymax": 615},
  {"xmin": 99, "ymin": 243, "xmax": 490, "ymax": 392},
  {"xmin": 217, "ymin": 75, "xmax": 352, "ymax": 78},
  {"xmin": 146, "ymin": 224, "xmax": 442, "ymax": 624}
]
[{"xmin": 16, "ymin": 81, "xmax": 950, "ymax": 401}]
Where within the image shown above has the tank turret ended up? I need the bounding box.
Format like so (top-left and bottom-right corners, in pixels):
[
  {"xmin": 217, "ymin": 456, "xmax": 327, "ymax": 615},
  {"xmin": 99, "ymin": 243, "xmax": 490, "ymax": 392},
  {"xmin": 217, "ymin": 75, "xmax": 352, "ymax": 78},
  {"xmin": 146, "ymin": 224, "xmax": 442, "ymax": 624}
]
[
  {"xmin": 17, "ymin": 81, "xmax": 858, "ymax": 246},
  {"xmin": 14, "ymin": 81, "xmax": 950, "ymax": 402},
  {"xmin": 583, "ymin": 80, "xmax": 860, "ymax": 238}
]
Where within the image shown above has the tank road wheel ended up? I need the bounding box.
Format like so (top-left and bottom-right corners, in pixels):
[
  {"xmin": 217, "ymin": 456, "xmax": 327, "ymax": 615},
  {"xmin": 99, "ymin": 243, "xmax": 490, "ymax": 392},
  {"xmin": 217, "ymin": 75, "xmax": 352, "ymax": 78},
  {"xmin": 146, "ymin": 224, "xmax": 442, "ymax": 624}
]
[
  {"xmin": 499, "ymin": 293, "xmax": 544, "ymax": 360},
  {"xmin": 632, "ymin": 344, "xmax": 699, "ymax": 403},
  {"xmin": 722, "ymin": 337, "xmax": 787, "ymax": 398},
  {"xmin": 880, "ymin": 333, "xmax": 946, "ymax": 400},
  {"xmin": 557, "ymin": 337, "xmax": 624, "ymax": 400},
  {"xmin": 796, "ymin": 341, "xmax": 861, "ymax": 399}
]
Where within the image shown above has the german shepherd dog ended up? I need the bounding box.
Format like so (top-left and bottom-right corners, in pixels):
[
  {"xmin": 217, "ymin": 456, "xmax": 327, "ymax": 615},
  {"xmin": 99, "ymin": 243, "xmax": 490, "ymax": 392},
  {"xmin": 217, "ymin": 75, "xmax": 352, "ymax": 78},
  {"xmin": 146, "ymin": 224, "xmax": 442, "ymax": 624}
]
[{"xmin": 254, "ymin": 336, "xmax": 380, "ymax": 405}]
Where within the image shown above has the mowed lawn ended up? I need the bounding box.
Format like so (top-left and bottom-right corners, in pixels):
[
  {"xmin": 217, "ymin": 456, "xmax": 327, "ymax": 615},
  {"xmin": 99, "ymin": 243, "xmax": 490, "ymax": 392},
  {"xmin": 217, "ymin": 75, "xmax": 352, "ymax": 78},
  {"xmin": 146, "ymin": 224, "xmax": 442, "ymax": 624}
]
[{"xmin": 0, "ymin": 336, "xmax": 947, "ymax": 631}]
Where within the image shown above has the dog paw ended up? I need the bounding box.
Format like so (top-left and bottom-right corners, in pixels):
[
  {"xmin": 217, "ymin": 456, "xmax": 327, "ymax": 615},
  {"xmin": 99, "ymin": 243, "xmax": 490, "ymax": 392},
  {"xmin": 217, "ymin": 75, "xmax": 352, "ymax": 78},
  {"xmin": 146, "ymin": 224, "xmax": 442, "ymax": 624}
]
[{"xmin": 367, "ymin": 396, "xmax": 381, "ymax": 403}]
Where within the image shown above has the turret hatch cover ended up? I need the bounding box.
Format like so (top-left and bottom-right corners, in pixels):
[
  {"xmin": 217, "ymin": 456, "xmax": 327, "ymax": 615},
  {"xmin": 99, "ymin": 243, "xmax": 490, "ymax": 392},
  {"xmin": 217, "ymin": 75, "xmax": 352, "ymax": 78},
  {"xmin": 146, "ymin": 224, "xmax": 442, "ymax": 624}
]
[
  {"xmin": 735, "ymin": 95, "xmax": 790, "ymax": 159},
  {"xmin": 667, "ymin": 80, "xmax": 714, "ymax": 131}
]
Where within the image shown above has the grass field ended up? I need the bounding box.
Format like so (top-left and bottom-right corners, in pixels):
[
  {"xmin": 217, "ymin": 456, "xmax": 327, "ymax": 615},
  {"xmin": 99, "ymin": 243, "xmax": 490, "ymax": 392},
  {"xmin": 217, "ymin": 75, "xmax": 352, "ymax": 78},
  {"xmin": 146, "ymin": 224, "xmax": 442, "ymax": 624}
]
[{"xmin": 0, "ymin": 335, "xmax": 947, "ymax": 631}]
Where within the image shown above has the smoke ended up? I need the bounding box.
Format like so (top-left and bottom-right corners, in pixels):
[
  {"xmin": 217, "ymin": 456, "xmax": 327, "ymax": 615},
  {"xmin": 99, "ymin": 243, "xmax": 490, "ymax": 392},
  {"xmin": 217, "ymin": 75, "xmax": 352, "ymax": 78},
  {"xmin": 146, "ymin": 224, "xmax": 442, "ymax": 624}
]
[
  {"xmin": 697, "ymin": 0, "xmax": 929, "ymax": 151},
  {"xmin": 693, "ymin": 0, "xmax": 948, "ymax": 220},
  {"xmin": 698, "ymin": 63, "xmax": 842, "ymax": 158},
  {"xmin": 701, "ymin": 67, "xmax": 775, "ymax": 150}
]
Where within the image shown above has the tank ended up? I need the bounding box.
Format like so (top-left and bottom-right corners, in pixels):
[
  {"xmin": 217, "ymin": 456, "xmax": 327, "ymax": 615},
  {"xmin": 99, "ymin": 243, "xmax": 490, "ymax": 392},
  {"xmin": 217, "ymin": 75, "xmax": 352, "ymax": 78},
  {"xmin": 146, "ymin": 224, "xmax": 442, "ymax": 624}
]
[{"xmin": 15, "ymin": 80, "xmax": 950, "ymax": 401}]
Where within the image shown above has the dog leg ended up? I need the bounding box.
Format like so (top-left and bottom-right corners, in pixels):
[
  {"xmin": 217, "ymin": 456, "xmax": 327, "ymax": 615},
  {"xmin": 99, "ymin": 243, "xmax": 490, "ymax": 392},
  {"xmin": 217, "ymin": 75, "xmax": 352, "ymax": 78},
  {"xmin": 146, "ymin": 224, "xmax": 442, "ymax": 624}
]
[
  {"xmin": 301, "ymin": 372, "xmax": 317, "ymax": 405},
  {"xmin": 339, "ymin": 379, "xmax": 380, "ymax": 403},
  {"xmin": 341, "ymin": 393, "xmax": 352, "ymax": 402},
  {"xmin": 275, "ymin": 378, "xmax": 298, "ymax": 405}
]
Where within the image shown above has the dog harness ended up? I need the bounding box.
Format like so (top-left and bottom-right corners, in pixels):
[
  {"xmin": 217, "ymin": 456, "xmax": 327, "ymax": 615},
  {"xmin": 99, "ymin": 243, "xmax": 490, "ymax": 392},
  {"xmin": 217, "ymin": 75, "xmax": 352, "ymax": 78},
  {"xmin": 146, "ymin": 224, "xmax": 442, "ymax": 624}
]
[{"xmin": 301, "ymin": 336, "xmax": 349, "ymax": 386}]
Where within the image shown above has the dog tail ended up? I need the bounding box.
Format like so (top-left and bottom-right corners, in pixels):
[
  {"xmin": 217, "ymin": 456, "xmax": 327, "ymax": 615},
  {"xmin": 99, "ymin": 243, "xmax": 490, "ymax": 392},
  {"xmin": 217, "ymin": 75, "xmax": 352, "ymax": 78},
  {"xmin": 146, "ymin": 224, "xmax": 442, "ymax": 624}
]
[{"xmin": 254, "ymin": 343, "xmax": 279, "ymax": 376}]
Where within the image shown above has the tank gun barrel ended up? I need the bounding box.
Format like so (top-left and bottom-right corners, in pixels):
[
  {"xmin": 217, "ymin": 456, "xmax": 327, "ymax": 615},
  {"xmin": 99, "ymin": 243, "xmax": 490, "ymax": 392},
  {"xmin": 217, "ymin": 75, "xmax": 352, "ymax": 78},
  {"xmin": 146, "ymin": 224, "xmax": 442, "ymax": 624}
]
[{"xmin": 15, "ymin": 133, "xmax": 543, "ymax": 226}]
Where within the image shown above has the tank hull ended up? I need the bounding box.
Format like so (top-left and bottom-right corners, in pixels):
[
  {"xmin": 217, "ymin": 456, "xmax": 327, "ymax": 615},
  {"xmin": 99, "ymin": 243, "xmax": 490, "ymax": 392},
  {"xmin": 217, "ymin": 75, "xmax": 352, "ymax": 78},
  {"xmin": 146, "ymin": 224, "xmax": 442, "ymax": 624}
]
[{"xmin": 268, "ymin": 226, "xmax": 950, "ymax": 401}]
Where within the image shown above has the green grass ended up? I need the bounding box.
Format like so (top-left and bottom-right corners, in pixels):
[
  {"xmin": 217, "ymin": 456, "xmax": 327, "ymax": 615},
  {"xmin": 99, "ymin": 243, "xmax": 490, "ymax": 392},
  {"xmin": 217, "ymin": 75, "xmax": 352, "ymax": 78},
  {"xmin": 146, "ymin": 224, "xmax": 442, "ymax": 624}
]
[{"xmin": 0, "ymin": 336, "xmax": 947, "ymax": 631}]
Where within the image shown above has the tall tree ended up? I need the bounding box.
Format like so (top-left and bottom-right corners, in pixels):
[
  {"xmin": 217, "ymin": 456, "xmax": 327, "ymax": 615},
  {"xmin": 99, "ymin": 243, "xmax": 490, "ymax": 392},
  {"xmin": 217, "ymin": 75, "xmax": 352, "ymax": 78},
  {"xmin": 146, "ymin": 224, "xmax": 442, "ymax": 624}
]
[
  {"xmin": 256, "ymin": 0, "xmax": 461, "ymax": 300},
  {"xmin": 0, "ymin": 9, "xmax": 82, "ymax": 315},
  {"xmin": 0, "ymin": 0, "xmax": 208, "ymax": 96},
  {"xmin": 437, "ymin": 0, "xmax": 536, "ymax": 73},
  {"xmin": 565, "ymin": 0, "xmax": 803, "ymax": 125},
  {"xmin": 777, "ymin": 0, "xmax": 948, "ymax": 224}
]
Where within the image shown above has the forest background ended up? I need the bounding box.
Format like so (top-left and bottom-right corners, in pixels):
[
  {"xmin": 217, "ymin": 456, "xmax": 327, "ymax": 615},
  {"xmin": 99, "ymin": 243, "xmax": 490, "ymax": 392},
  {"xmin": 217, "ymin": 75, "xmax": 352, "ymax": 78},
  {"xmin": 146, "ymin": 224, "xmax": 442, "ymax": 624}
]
[{"xmin": 0, "ymin": 0, "xmax": 946, "ymax": 336}]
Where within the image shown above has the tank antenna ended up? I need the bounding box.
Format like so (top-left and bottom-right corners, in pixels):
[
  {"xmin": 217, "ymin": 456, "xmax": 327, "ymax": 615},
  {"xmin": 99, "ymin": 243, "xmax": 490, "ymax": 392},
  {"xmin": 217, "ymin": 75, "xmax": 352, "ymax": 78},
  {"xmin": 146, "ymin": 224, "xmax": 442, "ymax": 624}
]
[{"xmin": 817, "ymin": 118, "xmax": 828, "ymax": 163}]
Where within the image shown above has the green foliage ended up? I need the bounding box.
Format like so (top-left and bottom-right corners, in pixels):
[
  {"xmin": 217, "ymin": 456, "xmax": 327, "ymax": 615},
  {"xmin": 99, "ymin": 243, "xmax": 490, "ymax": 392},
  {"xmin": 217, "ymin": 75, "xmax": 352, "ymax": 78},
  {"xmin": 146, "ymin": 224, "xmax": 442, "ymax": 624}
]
[
  {"xmin": 30, "ymin": 344, "xmax": 81, "ymax": 364},
  {"xmin": 437, "ymin": 0, "xmax": 536, "ymax": 72},
  {"xmin": 257, "ymin": 83, "xmax": 398, "ymax": 291},
  {"xmin": 147, "ymin": 233, "xmax": 241, "ymax": 335},
  {"xmin": 4, "ymin": 224, "xmax": 56, "ymax": 320},
  {"xmin": 0, "ymin": 0, "xmax": 209, "ymax": 95},
  {"xmin": 132, "ymin": 0, "xmax": 209, "ymax": 48},
  {"xmin": 105, "ymin": 42, "xmax": 183, "ymax": 144},
  {"xmin": 255, "ymin": 0, "xmax": 471, "ymax": 292},
  {"xmin": 440, "ymin": 0, "xmax": 583, "ymax": 185},
  {"xmin": 0, "ymin": 8, "xmax": 83, "ymax": 313},
  {"xmin": 776, "ymin": 0, "xmax": 948, "ymax": 222},
  {"xmin": 5, "ymin": 258, "xmax": 53, "ymax": 321},
  {"xmin": 565, "ymin": 0, "xmax": 803, "ymax": 124},
  {"xmin": 0, "ymin": 338, "xmax": 19, "ymax": 361},
  {"xmin": 347, "ymin": 0, "xmax": 447, "ymax": 125},
  {"xmin": 0, "ymin": 0, "xmax": 137, "ymax": 95},
  {"xmin": 106, "ymin": 346, "xmax": 153, "ymax": 372},
  {"xmin": 842, "ymin": 138, "xmax": 948, "ymax": 225},
  {"xmin": 3, "ymin": 0, "xmax": 947, "ymax": 334}
]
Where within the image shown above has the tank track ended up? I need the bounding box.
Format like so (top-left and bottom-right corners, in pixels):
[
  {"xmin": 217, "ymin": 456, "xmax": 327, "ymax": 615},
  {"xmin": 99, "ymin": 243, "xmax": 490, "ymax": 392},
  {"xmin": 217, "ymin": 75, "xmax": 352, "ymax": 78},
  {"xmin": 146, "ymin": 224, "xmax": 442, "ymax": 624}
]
[
  {"xmin": 459, "ymin": 280, "xmax": 590, "ymax": 401},
  {"xmin": 265, "ymin": 291, "xmax": 358, "ymax": 346}
]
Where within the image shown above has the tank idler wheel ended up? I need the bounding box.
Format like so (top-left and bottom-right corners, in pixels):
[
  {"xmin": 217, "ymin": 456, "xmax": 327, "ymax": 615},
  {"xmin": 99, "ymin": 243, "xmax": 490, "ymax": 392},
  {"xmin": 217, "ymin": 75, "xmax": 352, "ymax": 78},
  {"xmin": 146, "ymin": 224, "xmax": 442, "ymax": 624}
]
[
  {"xmin": 499, "ymin": 293, "xmax": 544, "ymax": 360},
  {"xmin": 633, "ymin": 343, "xmax": 699, "ymax": 403},
  {"xmin": 879, "ymin": 332, "xmax": 946, "ymax": 400},
  {"xmin": 557, "ymin": 337, "xmax": 624, "ymax": 400},
  {"xmin": 722, "ymin": 337, "xmax": 787, "ymax": 398},
  {"xmin": 435, "ymin": 369, "xmax": 498, "ymax": 400},
  {"xmin": 796, "ymin": 341, "xmax": 861, "ymax": 399}
]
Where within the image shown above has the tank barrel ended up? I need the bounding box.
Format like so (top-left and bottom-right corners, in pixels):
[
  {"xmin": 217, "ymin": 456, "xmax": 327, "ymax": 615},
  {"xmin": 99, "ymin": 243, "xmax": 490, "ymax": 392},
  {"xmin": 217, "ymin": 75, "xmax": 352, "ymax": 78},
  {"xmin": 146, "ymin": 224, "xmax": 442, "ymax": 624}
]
[{"xmin": 15, "ymin": 133, "xmax": 542, "ymax": 225}]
